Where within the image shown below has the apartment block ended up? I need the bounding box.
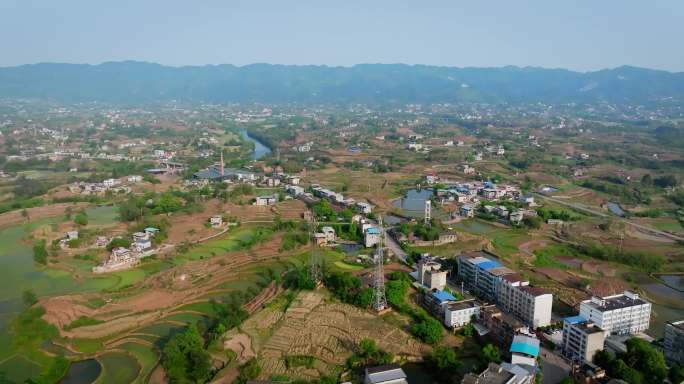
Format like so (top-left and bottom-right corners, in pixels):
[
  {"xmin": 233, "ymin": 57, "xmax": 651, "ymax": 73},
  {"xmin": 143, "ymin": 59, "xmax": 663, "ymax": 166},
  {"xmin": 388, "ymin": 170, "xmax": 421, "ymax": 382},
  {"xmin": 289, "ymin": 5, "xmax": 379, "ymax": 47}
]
[
  {"xmin": 561, "ymin": 316, "xmax": 606, "ymax": 364},
  {"xmin": 664, "ymin": 319, "xmax": 684, "ymax": 365},
  {"xmin": 497, "ymin": 274, "xmax": 552, "ymax": 328},
  {"xmin": 579, "ymin": 291, "xmax": 651, "ymax": 335}
]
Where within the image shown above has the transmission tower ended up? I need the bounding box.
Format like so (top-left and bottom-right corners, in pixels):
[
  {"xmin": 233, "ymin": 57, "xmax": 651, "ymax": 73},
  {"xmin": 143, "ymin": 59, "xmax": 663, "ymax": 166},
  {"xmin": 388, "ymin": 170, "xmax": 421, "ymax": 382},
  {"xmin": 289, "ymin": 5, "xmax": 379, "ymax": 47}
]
[
  {"xmin": 372, "ymin": 215, "xmax": 388, "ymax": 312},
  {"xmin": 308, "ymin": 211, "xmax": 322, "ymax": 284},
  {"xmin": 424, "ymin": 200, "xmax": 432, "ymax": 226}
]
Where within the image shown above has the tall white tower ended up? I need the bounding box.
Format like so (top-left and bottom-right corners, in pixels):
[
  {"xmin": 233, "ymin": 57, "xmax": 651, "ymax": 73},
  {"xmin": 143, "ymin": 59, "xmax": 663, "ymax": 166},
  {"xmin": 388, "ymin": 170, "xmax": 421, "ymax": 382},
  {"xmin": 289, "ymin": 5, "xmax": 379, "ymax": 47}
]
[{"xmin": 424, "ymin": 200, "xmax": 431, "ymax": 226}]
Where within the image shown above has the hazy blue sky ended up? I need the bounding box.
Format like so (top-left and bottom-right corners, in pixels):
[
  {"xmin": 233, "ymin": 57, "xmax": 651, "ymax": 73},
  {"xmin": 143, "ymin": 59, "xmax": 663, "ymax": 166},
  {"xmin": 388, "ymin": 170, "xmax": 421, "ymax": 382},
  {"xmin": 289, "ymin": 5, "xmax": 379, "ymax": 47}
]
[{"xmin": 1, "ymin": 0, "xmax": 683, "ymax": 71}]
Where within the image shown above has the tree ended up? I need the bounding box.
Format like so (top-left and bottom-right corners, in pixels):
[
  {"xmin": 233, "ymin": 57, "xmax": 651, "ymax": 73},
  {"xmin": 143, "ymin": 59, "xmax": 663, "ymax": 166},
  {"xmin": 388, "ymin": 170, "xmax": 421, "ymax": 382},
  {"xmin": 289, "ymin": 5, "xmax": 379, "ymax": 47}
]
[
  {"xmin": 482, "ymin": 343, "xmax": 502, "ymax": 363},
  {"xmin": 22, "ymin": 289, "xmax": 38, "ymax": 307},
  {"xmin": 33, "ymin": 240, "xmax": 48, "ymax": 265},
  {"xmin": 430, "ymin": 346, "xmax": 460, "ymax": 376},
  {"xmin": 162, "ymin": 324, "xmax": 212, "ymax": 383},
  {"xmin": 410, "ymin": 317, "xmax": 443, "ymax": 344},
  {"xmin": 237, "ymin": 358, "xmax": 261, "ymax": 384},
  {"xmin": 74, "ymin": 211, "xmax": 88, "ymax": 226},
  {"xmin": 21, "ymin": 209, "xmax": 30, "ymax": 221},
  {"xmin": 106, "ymin": 237, "xmax": 131, "ymax": 251}
]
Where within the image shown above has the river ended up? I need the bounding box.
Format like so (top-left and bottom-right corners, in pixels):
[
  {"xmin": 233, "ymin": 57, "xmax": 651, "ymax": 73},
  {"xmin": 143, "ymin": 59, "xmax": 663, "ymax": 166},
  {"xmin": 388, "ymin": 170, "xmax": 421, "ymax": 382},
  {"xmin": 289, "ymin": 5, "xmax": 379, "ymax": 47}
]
[{"xmin": 240, "ymin": 130, "xmax": 272, "ymax": 160}]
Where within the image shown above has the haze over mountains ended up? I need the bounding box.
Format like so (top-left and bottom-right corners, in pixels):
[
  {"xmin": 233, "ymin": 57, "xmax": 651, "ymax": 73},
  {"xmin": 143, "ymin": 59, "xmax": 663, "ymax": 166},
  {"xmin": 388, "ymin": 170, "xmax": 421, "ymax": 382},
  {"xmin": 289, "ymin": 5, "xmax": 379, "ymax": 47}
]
[{"xmin": 1, "ymin": 61, "xmax": 683, "ymax": 104}]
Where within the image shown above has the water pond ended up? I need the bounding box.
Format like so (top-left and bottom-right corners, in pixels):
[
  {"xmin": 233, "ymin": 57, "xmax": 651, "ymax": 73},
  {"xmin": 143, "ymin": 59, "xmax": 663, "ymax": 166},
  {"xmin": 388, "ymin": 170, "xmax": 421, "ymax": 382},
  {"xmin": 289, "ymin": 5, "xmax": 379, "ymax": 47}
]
[{"xmin": 60, "ymin": 359, "xmax": 102, "ymax": 384}]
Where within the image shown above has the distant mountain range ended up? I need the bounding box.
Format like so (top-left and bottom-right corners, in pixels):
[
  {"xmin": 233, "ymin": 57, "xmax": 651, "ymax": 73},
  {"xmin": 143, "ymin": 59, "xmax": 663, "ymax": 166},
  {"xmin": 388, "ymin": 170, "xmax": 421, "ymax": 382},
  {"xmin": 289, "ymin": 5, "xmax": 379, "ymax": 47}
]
[{"xmin": 1, "ymin": 61, "xmax": 683, "ymax": 104}]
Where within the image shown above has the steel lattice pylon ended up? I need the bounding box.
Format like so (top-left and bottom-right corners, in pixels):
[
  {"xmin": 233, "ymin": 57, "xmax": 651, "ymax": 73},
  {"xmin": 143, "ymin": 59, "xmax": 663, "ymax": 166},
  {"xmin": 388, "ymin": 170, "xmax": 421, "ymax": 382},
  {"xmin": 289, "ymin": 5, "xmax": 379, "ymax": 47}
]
[
  {"xmin": 372, "ymin": 215, "xmax": 388, "ymax": 312},
  {"xmin": 309, "ymin": 211, "xmax": 322, "ymax": 284}
]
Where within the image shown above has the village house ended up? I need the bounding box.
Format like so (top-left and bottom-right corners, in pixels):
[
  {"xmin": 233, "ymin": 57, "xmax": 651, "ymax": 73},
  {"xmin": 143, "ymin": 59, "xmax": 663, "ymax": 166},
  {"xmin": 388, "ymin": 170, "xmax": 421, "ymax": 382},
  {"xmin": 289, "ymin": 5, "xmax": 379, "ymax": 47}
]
[
  {"xmin": 321, "ymin": 226, "xmax": 335, "ymax": 243},
  {"xmin": 255, "ymin": 194, "xmax": 278, "ymax": 206},
  {"xmin": 210, "ymin": 215, "xmax": 223, "ymax": 228}
]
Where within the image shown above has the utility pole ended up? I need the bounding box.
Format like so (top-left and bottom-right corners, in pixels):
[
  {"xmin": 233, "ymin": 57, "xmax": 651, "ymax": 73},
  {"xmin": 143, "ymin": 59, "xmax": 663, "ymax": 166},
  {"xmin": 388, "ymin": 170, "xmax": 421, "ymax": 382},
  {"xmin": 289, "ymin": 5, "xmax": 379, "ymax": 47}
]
[
  {"xmin": 372, "ymin": 215, "xmax": 388, "ymax": 312},
  {"xmin": 309, "ymin": 211, "xmax": 322, "ymax": 284}
]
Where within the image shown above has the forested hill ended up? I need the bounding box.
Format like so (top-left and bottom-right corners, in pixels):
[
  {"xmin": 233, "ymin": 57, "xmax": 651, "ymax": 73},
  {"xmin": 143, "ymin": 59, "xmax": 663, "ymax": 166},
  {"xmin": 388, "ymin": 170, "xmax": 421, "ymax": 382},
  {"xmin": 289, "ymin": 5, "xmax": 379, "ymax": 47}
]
[{"xmin": 1, "ymin": 61, "xmax": 683, "ymax": 104}]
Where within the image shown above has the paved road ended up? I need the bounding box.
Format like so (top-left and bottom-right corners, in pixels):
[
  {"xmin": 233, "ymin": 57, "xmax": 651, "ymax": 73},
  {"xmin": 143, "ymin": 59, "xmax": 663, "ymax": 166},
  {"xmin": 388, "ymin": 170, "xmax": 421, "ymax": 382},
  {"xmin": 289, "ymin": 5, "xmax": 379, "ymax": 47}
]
[
  {"xmin": 367, "ymin": 217, "xmax": 408, "ymax": 264},
  {"xmin": 534, "ymin": 192, "xmax": 684, "ymax": 242},
  {"xmin": 539, "ymin": 347, "xmax": 572, "ymax": 384}
]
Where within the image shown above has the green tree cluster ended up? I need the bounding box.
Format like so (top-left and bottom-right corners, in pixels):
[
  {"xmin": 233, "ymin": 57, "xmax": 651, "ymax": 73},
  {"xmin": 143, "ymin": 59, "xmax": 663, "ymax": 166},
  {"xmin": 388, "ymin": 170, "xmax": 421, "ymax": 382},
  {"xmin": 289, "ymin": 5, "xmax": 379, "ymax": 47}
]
[
  {"xmin": 162, "ymin": 324, "xmax": 212, "ymax": 383},
  {"xmin": 594, "ymin": 338, "xmax": 667, "ymax": 384}
]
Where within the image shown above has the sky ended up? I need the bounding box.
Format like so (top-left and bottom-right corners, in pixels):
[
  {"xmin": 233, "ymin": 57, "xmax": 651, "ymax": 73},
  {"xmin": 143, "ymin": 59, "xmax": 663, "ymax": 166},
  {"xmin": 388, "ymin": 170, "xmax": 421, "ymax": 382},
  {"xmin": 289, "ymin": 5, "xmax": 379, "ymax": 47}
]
[{"xmin": 1, "ymin": 0, "xmax": 683, "ymax": 72}]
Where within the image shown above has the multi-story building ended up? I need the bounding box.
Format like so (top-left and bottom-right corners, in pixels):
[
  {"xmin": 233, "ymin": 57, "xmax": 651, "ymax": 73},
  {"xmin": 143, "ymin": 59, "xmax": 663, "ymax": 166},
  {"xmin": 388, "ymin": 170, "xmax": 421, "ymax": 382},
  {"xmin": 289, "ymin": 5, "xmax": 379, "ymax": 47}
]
[
  {"xmin": 417, "ymin": 256, "xmax": 447, "ymax": 290},
  {"xmin": 364, "ymin": 227, "xmax": 381, "ymax": 248},
  {"xmin": 497, "ymin": 275, "xmax": 552, "ymax": 328},
  {"xmin": 480, "ymin": 304, "xmax": 527, "ymax": 348},
  {"xmin": 458, "ymin": 251, "xmax": 516, "ymax": 301},
  {"xmin": 664, "ymin": 319, "xmax": 684, "ymax": 365},
  {"xmin": 579, "ymin": 291, "xmax": 651, "ymax": 335},
  {"xmin": 444, "ymin": 299, "xmax": 480, "ymax": 329},
  {"xmin": 561, "ymin": 316, "xmax": 606, "ymax": 364},
  {"xmin": 458, "ymin": 251, "xmax": 552, "ymax": 329}
]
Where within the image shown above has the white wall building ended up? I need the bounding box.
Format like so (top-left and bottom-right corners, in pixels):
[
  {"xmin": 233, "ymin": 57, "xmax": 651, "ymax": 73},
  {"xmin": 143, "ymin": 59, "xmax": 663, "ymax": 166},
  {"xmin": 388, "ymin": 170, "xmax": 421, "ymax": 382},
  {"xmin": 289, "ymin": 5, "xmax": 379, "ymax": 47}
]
[
  {"xmin": 579, "ymin": 291, "xmax": 651, "ymax": 335},
  {"xmin": 444, "ymin": 300, "xmax": 480, "ymax": 328},
  {"xmin": 561, "ymin": 316, "xmax": 606, "ymax": 365},
  {"xmin": 497, "ymin": 275, "xmax": 553, "ymax": 328}
]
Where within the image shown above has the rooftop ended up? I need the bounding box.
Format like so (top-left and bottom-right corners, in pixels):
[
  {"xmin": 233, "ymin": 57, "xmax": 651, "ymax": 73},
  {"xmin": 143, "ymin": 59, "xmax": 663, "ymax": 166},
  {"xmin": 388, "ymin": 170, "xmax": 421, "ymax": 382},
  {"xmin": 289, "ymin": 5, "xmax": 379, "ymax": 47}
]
[
  {"xmin": 668, "ymin": 319, "xmax": 684, "ymax": 331},
  {"xmin": 447, "ymin": 300, "xmax": 479, "ymax": 311},
  {"xmin": 365, "ymin": 365, "xmax": 407, "ymax": 384},
  {"xmin": 366, "ymin": 227, "xmax": 381, "ymax": 234},
  {"xmin": 582, "ymin": 292, "xmax": 649, "ymax": 312},
  {"xmin": 462, "ymin": 363, "xmax": 515, "ymax": 384},
  {"xmin": 510, "ymin": 335, "xmax": 540, "ymax": 358},
  {"xmin": 519, "ymin": 286, "xmax": 549, "ymax": 297},
  {"xmin": 432, "ymin": 290, "xmax": 457, "ymax": 303}
]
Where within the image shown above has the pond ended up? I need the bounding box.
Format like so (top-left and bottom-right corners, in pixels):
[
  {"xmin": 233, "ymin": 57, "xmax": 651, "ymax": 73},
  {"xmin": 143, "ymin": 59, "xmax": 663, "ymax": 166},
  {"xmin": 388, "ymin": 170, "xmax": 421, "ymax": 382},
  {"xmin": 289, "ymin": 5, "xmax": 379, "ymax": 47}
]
[
  {"xmin": 240, "ymin": 129, "xmax": 272, "ymax": 160},
  {"xmin": 338, "ymin": 243, "xmax": 363, "ymax": 255},
  {"xmin": 639, "ymin": 274, "xmax": 684, "ymax": 337},
  {"xmin": 452, "ymin": 219, "xmax": 499, "ymax": 235},
  {"xmin": 60, "ymin": 359, "xmax": 102, "ymax": 384},
  {"xmin": 392, "ymin": 188, "xmax": 444, "ymax": 219}
]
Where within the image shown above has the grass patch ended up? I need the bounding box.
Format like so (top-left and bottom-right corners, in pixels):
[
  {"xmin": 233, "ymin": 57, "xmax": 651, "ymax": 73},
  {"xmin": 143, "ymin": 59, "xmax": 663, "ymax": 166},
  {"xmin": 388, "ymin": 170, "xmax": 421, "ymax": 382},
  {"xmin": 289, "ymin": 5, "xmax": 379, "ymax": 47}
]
[
  {"xmin": 333, "ymin": 261, "xmax": 364, "ymax": 271},
  {"xmin": 85, "ymin": 298, "xmax": 107, "ymax": 309},
  {"xmin": 64, "ymin": 316, "xmax": 104, "ymax": 331}
]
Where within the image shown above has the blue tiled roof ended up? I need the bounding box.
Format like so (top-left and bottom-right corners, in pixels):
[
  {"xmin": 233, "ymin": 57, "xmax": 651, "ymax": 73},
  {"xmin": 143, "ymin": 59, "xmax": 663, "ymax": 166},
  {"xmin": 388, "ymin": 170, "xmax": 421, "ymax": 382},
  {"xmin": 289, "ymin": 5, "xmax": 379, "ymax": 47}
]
[
  {"xmin": 564, "ymin": 315, "xmax": 586, "ymax": 325},
  {"xmin": 510, "ymin": 335, "xmax": 540, "ymax": 358},
  {"xmin": 478, "ymin": 260, "xmax": 501, "ymax": 270},
  {"xmin": 366, "ymin": 227, "xmax": 381, "ymax": 234},
  {"xmin": 432, "ymin": 290, "xmax": 457, "ymax": 303}
]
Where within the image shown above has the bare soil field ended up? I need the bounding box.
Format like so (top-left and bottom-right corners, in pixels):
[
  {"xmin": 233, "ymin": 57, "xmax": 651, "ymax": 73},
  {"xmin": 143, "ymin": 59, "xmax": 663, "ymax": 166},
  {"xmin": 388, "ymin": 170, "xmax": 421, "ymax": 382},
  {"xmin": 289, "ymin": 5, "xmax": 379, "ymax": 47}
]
[{"xmin": 0, "ymin": 202, "xmax": 89, "ymax": 229}]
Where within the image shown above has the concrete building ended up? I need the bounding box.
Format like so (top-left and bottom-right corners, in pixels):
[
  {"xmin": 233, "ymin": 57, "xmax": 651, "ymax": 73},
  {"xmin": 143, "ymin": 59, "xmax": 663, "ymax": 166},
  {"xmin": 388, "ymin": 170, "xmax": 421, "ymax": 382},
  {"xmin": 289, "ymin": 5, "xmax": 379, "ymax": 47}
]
[
  {"xmin": 321, "ymin": 226, "xmax": 335, "ymax": 243},
  {"xmin": 255, "ymin": 194, "xmax": 278, "ymax": 206},
  {"xmin": 561, "ymin": 316, "xmax": 606, "ymax": 365},
  {"xmin": 210, "ymin": 215, "xmax": 223, "ymax": 228},
  {"xmin": 457, "ymin": 251, "xmax": 516, "ymax": 301},
  {"xmin": 497, "ymin": 275, "xmax": 552, "ymax": 328},
  {"xmin": 424, "ymin": 289, "xmax": 458, "ymax": 316},
  {"xmin": 444, "ymin": 299, "xmax": 480, "ymax": 329},
  {"xmin": 364, "ymin": 227, "xmax": 381, "ymax": 248},
  {"xmin": 509, "ymin": 334, "xmax": 540, "ymax": 367},
  {"xmin": 462, "ymin": 362, "xmax": 534, "ymax": 384},
  {"xmin": 356, "ymin": 202, "xmax": 373, "ymax": 214},
  {"xmin": 664, "ymin": 319, "xmax": 684, "ymax": 365},
  {"xmin": 364, "ymin": 365, "xmax": 408, "ymax": 384},
  {"xmin": 417, "ymin": 256, "xmax": 448, "ymax": 290},
  {"xmin": 579, "ymin": 291, "xmax": 651, "ymax": 335}
]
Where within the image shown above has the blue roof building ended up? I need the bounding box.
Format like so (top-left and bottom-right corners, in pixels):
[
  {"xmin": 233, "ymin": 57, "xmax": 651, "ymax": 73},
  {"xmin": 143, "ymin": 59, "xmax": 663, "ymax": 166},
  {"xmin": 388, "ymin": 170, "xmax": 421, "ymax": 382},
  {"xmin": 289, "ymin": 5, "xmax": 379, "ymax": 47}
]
[
  {"xmin": 431, "ymin": 290, "xmax": 457, "ymax": 304},
  {"xmin": 510, "ymin": 334, "xmax": 540, "ymax": 367}
]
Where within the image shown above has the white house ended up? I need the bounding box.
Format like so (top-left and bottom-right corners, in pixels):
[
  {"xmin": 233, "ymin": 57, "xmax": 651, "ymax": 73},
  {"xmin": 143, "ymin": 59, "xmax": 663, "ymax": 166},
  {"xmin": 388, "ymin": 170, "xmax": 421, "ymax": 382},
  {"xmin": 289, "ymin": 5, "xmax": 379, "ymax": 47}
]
[
  {"xmin": 255, "ymin": 194, "xmax": 278, "ymax": 206},
  {"xmin": 321, "ymin": 226, "xmax": 336, "ymax": 243},
  {"xmin": 444, "ymin": 300, "xmax": 480, "ymax": 328},
  {"xmin": 364, "ymin": 227, "xmax": 381, "ymax": 248}
]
